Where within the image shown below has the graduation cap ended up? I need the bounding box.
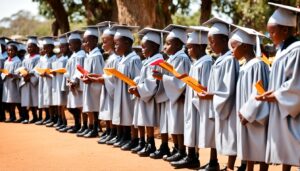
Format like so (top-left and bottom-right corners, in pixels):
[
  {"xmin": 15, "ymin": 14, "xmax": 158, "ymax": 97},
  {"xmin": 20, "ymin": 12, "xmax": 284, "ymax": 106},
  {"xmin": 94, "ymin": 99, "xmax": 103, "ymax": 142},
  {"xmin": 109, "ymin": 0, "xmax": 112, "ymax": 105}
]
[
  {"xmin": 26, "ymin": 36, "xmax": 39, "ymax": 46},
  {"xmin": 203, "ymin": 17, "xmax": 234, "ymax": 36},
  {"xmin": 7, "ymin": 41, "xmax": 20, "ymax": 50},
  {"xmin": 163, "ymin": 24, "xmax": 188, "ymax": 44},
  {"xmin": 0, "ymin": 37, "xmax": 11, "ymax": 46},
  {"xmin": 96, "ymin": 21, "xmax": 118, "ymax": 36},
  {"xmin": 112, "ymin": 24, "xmax": 139, "ymax": 41},
  {"xmin": 187, "ymin": 26, "xmax": 210, "ymax": 45},
  {"xmin": 268, "ymin": 2, "xmax": 300, "ymax": 28},
  {"xmin": 97, "ymin": 21, "xmax": 117, "ymax": 27},
  {"xmin": 83, "ymin": 25, "xmax": 100, "ymax": 38},
  {"xmin": 138, "ymin": 27, "xmax": 168, "ymax": 51},
  {"xmin": 40, "ymin": 36, "xmax": 55, "ymax": 45},
  {"xmin": 18, "ymin": 43, "xmax": 26, "ymax": 51},
  {"xmin": 229, "ymin": 25, "xmax": 266, "ymax": 58},
  {"xmin": 66, "ymin": 30, "xmax": 84, "ymax": 42},
  {"xmin": 56, "ymin": 34, "xmax": 68, "ymax": 45}
]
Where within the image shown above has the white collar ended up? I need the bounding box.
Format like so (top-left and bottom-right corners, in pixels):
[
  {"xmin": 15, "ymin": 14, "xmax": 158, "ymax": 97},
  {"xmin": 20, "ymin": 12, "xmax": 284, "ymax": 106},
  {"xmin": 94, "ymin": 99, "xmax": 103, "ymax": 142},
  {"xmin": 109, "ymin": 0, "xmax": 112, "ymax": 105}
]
[
  {"xmin": 273, "ymin": 41, "xmax": 300, "ymax": 63},
  {"xmin": 120, "ymin": 51, "xmax": 139, "ymax": 64},
  {"xmin": 143, "ymin": 53, "xmax": 163, "ymax": 66},
  {"xmin": 215, "ymin": 50, "xmax": 232, "ymax": 65},
  {"xmin": 169, "ymin": 49, "xmax": 186, "ymax": 60},
  {"xmin": 240, "ymin": 57, "xmax": 260, "ymax": 72}
]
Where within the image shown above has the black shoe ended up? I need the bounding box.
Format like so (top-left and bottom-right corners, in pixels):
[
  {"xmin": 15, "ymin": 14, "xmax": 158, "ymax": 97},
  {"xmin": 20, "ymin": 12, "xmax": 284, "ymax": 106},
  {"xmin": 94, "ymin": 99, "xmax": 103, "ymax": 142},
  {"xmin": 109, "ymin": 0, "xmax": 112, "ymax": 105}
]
[
  {"xmin": 77, "ymin": 129, "xmax": 90, "ymax": 137},
  {"xmin": 5, "ymin": 118, "xmax": 16, "ymax": 123},
  {"xmin": 106, "ymin": 136, "xmax": 119, "ymax": 145},
  {"xmin": 149, "ymin": 143, "xmax": 170, "ymax": 159},
  {"xmin": 113, "ymin": 136, "xmax": 129, "ymax": 148},
  {"xmin": 56, "ymin": 124, "xmax": 66, "ymax": 131},
  {"xmin": 121, "ymin": 138, "xmax": 139, "ymax": 151},
  {"xmin": 171, "ymin": 156, "xmax": 200, "ymax": 169},
  {"xmin": 29, "ymin": 119, "xmax": 37, "ymax": 124},
  {"xmin": 76, "ymin": 126, "xmax": 87, "ymax": 134},
  {"xmin": 138, "ymin": 143, "xmax": 157, "ymax": 157},
  {"xmin": 199, "ymin": 162, "xmax": 220, "ymax": 171},
  {"xmin": 131, "ymin": 139, "xmax": 145, "ymax": 153},
  {"xmin": 35, "ymin": 120, "xmax": 44, "ymax": 125},
  {"xmin": 46, "ymin": 121, "xmax": 55, "ymax": 127},
  {"xmin": 15, "ymin": 118, "xmax": 24, "ymax": 123},
  {"xmin": 163, "ymin": 147, "xmax": 178, "ymax": 161},
  {"xmin": 68, "ymin": 126, "xmax": 81, "ymax": 133},
  {"xmin": 100, "ymin": 129, "xmax": 109, "ymax": 139},
  {"xmin": 21, "ymin": 120, "xmax": 29, "ymax": 124},
  {"xmin": 84, "ymin": 130, "xmax": 98, "ymax": 138},
  {"xmin": 58, "ymin": 126, "xmax": 70, "ymax": 132},
  {"xmin": 43, "ymin": 119, "xmax": 52, "ymax": 125},
  {"xmin": 165, "ymin": 151, "xmax": 187, "ymax": 162},
  {"xmin": 98, "ymin": 131, "xmax": 116, "ymax": 144}
]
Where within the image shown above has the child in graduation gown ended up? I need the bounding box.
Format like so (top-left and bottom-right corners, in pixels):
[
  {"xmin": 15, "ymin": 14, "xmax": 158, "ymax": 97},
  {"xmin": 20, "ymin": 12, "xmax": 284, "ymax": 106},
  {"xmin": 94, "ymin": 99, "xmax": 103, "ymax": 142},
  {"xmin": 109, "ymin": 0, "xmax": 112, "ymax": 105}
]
[
  {"xmin": 34, "ymin": 37, "xmax": 57, "ymax": 125},
  {"xmin": 229, "ymin": 26, "xmax": 270, "ymax": 171},
  {"xmin": 152, "ymin": 25, "xmax": 191, "ymax": 161},
  {"xmin": 2, "ymin": 42, "xmax": 22, "ymax": 122},
  {"xmin": 199, "ymin": 18, "xmax": 240, "ymax": 171},
  {"xmin": 18, "ymin": 37, "xmax": 40, "ymax": 124},
  {"xmin": 60, "ymin": 31, "xmax": 85, "ymax": 133},
  {"xmin": 257, "ymin": 3, "xmax": 300, "ymax": 170},
  {"xmin": 80, "ymin": 26, "xmax": 105, "ymax": 138},
  {"xmin": 171, "ymin": 27, "xmax": 215, "ymax": 169},
  {"xmin": 51, "ymin": 36, "xmax": 70, "ymax": 128},
  {"xmin": 87, "ymin": 26, "xmax": 122, "ymax": 144},
  {"xmin": 128, "ymin": 28, "xmax": 164, "ymax": 156}
]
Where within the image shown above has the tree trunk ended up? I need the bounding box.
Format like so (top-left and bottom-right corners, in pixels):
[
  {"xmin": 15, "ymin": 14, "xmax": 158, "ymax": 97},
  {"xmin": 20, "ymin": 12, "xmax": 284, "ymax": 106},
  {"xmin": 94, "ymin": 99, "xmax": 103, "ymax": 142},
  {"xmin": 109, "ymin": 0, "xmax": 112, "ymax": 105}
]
[
  {"xmin": 45, "ymin": 0, "xmax": 70, "ymax": 35},
  {"xmin": 116, "ymin": 0, "xmax": 156, "ymax": 27},
  {"xmin": 200, "ymin": 0, "xmax": 212, "ymax": 24}
]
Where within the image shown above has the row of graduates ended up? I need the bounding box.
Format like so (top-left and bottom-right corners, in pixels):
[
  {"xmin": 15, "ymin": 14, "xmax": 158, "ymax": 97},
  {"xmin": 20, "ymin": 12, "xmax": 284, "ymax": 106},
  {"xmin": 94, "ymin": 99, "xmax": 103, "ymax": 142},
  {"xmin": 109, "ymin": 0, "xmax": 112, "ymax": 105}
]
[{"xmin": 0, "ymin": 2, "xmax": 300, "ymax": 171}]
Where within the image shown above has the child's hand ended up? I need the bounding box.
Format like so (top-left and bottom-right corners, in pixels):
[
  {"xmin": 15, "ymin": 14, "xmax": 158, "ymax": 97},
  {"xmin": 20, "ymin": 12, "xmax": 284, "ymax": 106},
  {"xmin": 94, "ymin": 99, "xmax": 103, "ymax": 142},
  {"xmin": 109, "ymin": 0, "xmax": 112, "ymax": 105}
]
[
  {"xmin": 238, "ymin": 113, "xmax": 249, "ymax": 126},
  {"xmin": 128, "ymin": 86, "xmax": 140, "ymax": 97},
  {"xmin": 82, "ymin": 75, "xmax": 91, "ymax": 84},
  {"xmin": 255, "ymin": 91, "xmax": 277, "ymax": 102},
  {"xmin": 152, "ymin": 70, "xmax": 163, "ymax": 80},
  {"xmin": 197, "ymin": 91, "xmax": 213, "ymax": 100}
]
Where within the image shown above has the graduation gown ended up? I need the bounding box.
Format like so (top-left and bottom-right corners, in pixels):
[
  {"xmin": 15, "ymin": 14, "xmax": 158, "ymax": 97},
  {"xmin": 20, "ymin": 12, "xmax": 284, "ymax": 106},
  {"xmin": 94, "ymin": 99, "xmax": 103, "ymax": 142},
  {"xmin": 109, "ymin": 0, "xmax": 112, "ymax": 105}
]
[
  {"xmin": 132, "ymin": 54, "xmax": 161, "ymax": 127},
  {"xmin": 207, "ymin": 51, "xmax": 239, "ymax": 156},
  {"xmin": 62, "ymin": 50, "xmax": 85, "ymax": 109},
  {"xmin": 99, "ymin": 53, "xmax": 121, "ymax": 120},
  {"xmin": 2, "ymin": 56, "xmax": 21, "ymax": 103},
  {"xmin": 161, "ymin": 49, "xmax": 191, "ymax": 134},
  {"xmin": 52, "ymin": 55, "xmax": 68, "ymax": 106},
  {"xmin": 82, "ymin": 47, "xmax": 104, "ymax": 113},
  {"xmin": 0, "ymin": 52, "xmax": 7, "ymax": 100},
  {"xmin": 35, "ymin": 55, "xmax": 57, "ymax": 108},
  {"xmin": 236, "ymin": 58, "xmax": 269, "ymax": 162},
  {"xmin": 19, "ymin": 54, "xmax": 40, "ymax": 107},
  {"xmin": 112, "ymin": 51, "xmax": 142, "ymax": 126},
  {"xmin": 183, "ymin": 55, "xmax": 214, "ymax": 148},
  {"xmin": 266, "ymin": 41, "xmax": 300, "ymax": 166}
]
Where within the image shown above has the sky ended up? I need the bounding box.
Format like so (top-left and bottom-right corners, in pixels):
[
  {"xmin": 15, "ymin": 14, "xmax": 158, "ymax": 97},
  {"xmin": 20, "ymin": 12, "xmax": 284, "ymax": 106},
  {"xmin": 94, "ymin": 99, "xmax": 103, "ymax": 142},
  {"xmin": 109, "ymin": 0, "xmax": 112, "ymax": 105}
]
[{"xmin": 0, "ymin": 0, "xmax": 39, "ymax": 19}]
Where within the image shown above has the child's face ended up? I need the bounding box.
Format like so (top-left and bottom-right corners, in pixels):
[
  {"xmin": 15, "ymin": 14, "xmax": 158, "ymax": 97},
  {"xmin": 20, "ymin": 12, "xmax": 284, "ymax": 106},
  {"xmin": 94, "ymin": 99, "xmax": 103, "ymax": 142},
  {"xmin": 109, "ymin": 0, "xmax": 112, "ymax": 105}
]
[
  {"xmin": 267, "ymin": 24, "xmax": 286, "ymax": 46},
  {"xmin": 69, "ymin": 39, "xmax": 81, "ymax": 52},
  {"xmin": 101, "ymin": 35, "xmax": 114, "ymax": 52},
  {"xmin": 114, "ymin": 36, "xmax": 127, "ymax": 56},
  {"xmin": 208, "ymin": 34, "xmax": 226, "ymax": 54},
  {"xmin": 84, "ymin": 35, "xmax": 98, "ymax": 52},
  {"xmin": 229, "ymin": 39, "xmax": 243, "ymax": 60},
  {"xmin": 163, "ymin": 37, "xmax": 177, "ymax": 55},
  {"xmin": 7, "ymin": 45, "xmax": 17, "ymax": 57},
  {"xmin": 186, "ymin": 44, "xmax": 198, "ymax": 59},
  {"xmin": 141, "ymin": 40, "xmax": 153, "ymax": 57},
  {"xmin": 59, "ymin": 44, "xmax": 69, "ymax": 55},
  {"xmin": 43, "ymin": 44, "xmax": 54, "ymax": 55},
  {"xmin": 27, "ymin": 43, "xmax": 36, "ymax": 55}
]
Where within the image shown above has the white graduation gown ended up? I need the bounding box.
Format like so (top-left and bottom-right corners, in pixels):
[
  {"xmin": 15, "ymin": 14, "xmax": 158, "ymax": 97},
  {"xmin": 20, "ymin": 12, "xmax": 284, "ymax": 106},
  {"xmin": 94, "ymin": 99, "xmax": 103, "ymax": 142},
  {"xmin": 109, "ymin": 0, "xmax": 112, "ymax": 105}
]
[
  {"xmin": 184, "ymin": 55, "xmax": 215, "ymax": 148},
  {"xmin": 82, "ymin": 47, "xmax": 104, "ymax": 113},
  {"xmin": 161, "ymin": 49, "xmax": 191, "ymax": 134},
  {"xmin": 62, "ymin": 50, "xmax": 86, "ymax": 109},
  {"xmin": 1, "ymin": 56, "xmax": 22, "ymax": 103},
  {"xmin": 19, "ymin": 54, "xmax": 40, "ymax": 107},
  {"xmin": 51, "ymin": 55, "xmax": 68, "ymax": 106},
  {"xmin": 112, "ymin": 51, "xmax": 142, "ymax": 126},
  {"xmin": 207, "ymin": 51, "xmax": 239, "ymax": 156},
  {"xmin": 266, "ymin": 41, "xmax": 300, "ymax": 166},
  {"xmin": 132, "ymin": 54, "xmax": 162, "ymax": 127},
  {"xmin": 99, "ymin": 53, "xmax": 121, "ymax": 120},
  {"xmin": 236, "ymin": 58, "xmax": 269, "ymax": 162},
  {"xmin": 35, "ymin": 55, "xmax": 57, "ymax": 108}
]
